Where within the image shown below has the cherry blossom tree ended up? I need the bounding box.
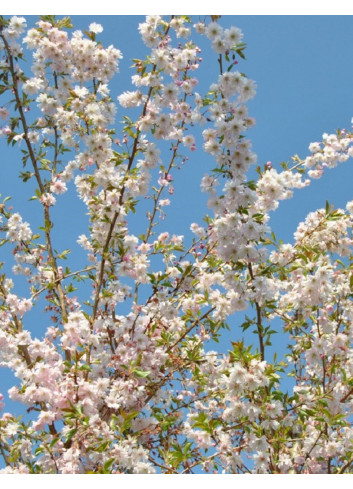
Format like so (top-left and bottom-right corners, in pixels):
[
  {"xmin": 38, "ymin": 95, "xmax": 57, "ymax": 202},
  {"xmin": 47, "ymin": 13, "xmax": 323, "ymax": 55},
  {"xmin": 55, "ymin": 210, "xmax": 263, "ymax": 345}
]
[{"xmin": 1, "ymin": 14, "xmax": 353, "ymax": 474}]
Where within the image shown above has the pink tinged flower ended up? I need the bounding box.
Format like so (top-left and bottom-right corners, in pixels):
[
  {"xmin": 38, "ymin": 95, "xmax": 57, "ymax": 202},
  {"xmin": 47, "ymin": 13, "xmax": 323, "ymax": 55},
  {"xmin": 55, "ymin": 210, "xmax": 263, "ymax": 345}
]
[
  {"xmin": 118, "ymin": 90, "xmax": 145, "ymax": 108},
  {"xmin": 138, "ymin": 243, "xmax": 151, "ymax": 254},
  {"xmin": 6, "ymin": 293, "xmax": 31, "ymax": 317},
  {"xmin": 182, "ymin": 134, "xmax": 195, "ymax": 148},
  {"xmin": 194, "ymin": 22, "xmax": 206, "ymax": 34},
  {"xmin": 224, "ymin": 26, "xmax": 243, "ymax": 46},
  {"xmin": 89, "ymin": 22, "xmax": 103, "ymax": 34},
  {"xmin": 3, "ymin": 422, "xmax": 19, "ymax": 437},
  {"xmin": 50, "ymin": 178, "xmax": 67, "ymax": 195},
  {"xmin": 13, "ymin": 133, "xmax": 24, "ymax": 143},
  {"xmin": 5, "ymin": 16, "xmax": 27, "ymax": 38},
  {"xmin": 62, "ymin": 311, "xmax": 91, "ymax": 348},
  {"xmin": 159, "ymin": 199, "xmax": 170, "ymax": 207},
  {"xmin": 205, "ymin": 22, "xmax": 223, "ymax": 40},
  {"xmin": 157, "ymin": 232, "xmax": 169, "ymax": 244},
  {"xmin": 40, "ymin": 193, "xmax": 56, "ymax": 207},
  {"xmin": 32, "ymin": 411, "xmax": 56, "ymax": 431},
  {"xmin": 22, "ymin": 77, "xmax": 44, "ymax": 95},
  {"xmin": 196, "ymin": 431, "xmax": 213, "ymax": 449},
  {"xmin": 212, "ymin": 36, "xmax": 227, "ymax": 54},
  {"xmin": 0, "ymin": 107, "xmax": 9, "ymax": 120},
  {"xmin": 1, "ymin": 126, "xmax": 11, "ymax": 136},
  {"xmin": 309, "ymin": 142, "xmax": 322, "ymax": 153},
  {"xmin": 170, "ymin": 234, "xmax": 183, "ymax": 246},
  {"xmin": 18, "ymin": 299, "xmax": 32, "ymax": 316}
]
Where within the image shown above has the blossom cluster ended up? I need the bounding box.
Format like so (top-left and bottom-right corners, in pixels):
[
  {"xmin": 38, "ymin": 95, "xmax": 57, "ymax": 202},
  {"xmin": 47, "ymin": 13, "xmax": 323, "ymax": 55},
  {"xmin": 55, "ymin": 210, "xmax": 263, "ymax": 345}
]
[{"xmin": 1, "ymin": 14, "xmax": 353, "ymax": 475}]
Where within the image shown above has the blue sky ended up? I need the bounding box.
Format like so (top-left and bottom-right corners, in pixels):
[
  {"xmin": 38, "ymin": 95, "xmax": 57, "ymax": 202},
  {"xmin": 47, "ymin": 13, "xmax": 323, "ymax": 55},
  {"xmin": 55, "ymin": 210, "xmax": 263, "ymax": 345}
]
[{"xmin": 1, "ymin": 14, "xmax": 353, "ymax": 421}]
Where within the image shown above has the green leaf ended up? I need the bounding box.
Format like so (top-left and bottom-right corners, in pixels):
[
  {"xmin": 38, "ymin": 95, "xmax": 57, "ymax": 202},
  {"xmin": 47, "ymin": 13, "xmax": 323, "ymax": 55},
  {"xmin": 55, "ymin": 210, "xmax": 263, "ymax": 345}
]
[
  {"xmin": 65, "ymin": 428, "xmax": 77, "ymax": 443},
  {"xmin": 49, "ymin": 436, "xmax": 60, "ymax": 448},
  {"xmin": 133, "ymin": 369, "xmax": 151, "ymax": 378},
  {"xmin": 103, "ymin": 458, "xmax": 115, "ymax": 473},
  {"xmin": 57, "ymin": 249, "xmax": 71, "ymax": 259}
]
